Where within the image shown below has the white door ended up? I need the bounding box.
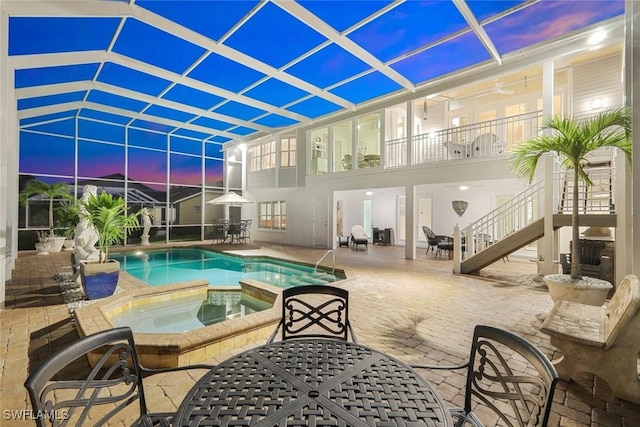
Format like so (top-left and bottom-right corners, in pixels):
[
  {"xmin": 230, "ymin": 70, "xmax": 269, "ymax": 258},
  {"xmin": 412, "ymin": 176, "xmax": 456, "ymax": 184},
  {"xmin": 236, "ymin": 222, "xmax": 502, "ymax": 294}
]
[
  {"xmin": 417, "ymin": 196, "xmax": 433, "ymax": 241},
  {"xmin": 312, "ymin": 198, "xmax": 328, "ymax": 247}
]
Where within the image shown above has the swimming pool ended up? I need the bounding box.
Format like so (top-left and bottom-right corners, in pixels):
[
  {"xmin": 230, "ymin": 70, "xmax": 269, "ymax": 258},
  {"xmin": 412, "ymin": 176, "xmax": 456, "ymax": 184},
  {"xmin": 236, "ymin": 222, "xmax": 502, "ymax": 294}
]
[
  {"xmin": 110, "ymin": 289, "xmax": 272, "ymax": 333},
  {"xmin": 111, "ymin": 248, "xmax": 344, "ymax": 288}
]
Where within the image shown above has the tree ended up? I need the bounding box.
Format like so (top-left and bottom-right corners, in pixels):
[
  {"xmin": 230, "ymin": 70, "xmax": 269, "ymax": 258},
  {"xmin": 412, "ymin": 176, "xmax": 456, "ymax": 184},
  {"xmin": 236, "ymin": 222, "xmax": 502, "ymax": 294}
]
[
  {"xmin": 509, "ymin": 107, "xmax": 631, "ymax": 280},
  {"xmin": 19, "ymin": 180, "xmax": 73, "ymax": 238}
]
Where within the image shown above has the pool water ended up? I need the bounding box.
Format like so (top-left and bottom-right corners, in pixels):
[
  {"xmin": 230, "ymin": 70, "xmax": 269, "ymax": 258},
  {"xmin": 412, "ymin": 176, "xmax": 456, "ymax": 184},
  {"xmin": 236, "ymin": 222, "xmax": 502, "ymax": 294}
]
[
  {"xmin": 110, "ymin": 290, "xmax": 272, "ymax": 333},
  {"xmin": 112, "ymin": 248, "xmax": 343, "ymax": 288}
]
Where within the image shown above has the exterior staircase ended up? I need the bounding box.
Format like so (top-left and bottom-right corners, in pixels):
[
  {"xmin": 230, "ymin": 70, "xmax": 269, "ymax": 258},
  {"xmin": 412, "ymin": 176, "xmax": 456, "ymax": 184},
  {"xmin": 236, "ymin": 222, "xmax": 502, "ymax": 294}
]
[
  {"xmin": 460, "ymin": 214, "xmax": 617, "ymax": 273},
  {"xmin": 456, "ymin": 161, "xmax": 617, "ymax": 274}
]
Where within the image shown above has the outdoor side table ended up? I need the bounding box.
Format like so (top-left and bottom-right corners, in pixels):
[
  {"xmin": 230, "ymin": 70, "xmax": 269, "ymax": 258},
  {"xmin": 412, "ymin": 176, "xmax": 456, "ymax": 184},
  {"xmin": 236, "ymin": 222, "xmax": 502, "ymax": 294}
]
[
  {"xmin": 337, "ymin": 235, "xmax": 349, "ymax": 247},
  {"xmin": 173, "ymin": 338, "xmax": 453, "ymax": 427}
]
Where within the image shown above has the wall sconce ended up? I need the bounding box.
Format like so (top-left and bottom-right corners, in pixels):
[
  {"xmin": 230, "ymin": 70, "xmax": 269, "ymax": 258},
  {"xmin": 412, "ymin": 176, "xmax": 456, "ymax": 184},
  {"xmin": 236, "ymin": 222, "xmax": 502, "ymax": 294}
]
[
  {"xmin": 590, "ymin": 98, "xmax": 603, "ymax": 110},
  {"xmin": 452, "ymin": 200, "xmax": 468, "ymax": 217}
]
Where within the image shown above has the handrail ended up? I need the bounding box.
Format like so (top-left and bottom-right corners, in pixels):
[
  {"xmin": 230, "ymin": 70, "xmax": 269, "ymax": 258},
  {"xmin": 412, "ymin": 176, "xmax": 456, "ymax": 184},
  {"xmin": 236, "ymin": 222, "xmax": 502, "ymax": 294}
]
[
  {"xmin": 313, "ymin": 250, "xmax": 335, "ymax": 275},
  {"xmin": 410, "ymin": 110, "xmax": 543, "ymax": 165},
  {"xmin": 459, "ymin": 179, "xmax": 546, "ymax": 259},
  {"xmin": 458, "ymin": 162, "xmax": 615, "ymax": 261}
]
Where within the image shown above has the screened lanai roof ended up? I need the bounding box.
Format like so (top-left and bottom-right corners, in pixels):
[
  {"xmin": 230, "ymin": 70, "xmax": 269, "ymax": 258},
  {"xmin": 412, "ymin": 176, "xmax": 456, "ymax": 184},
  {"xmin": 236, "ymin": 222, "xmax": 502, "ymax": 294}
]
[{"xmin": 9, "ymin": 0, "xmax": 625, "ymax": 144}]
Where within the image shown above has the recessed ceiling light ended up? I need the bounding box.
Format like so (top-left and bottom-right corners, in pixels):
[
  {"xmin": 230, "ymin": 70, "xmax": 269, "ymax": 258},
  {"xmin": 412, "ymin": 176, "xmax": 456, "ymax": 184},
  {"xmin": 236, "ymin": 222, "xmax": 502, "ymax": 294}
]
[
  {"xmin": 588, "ymin": 29, "xmax": 606, "ymax": 45},
  {"xmin": 365, "ymin": 191, "xmax": 373, "ymax": 196},
  {"xmin": 459, "ymin": 186, "xmax": 469, "ymax": 191}
]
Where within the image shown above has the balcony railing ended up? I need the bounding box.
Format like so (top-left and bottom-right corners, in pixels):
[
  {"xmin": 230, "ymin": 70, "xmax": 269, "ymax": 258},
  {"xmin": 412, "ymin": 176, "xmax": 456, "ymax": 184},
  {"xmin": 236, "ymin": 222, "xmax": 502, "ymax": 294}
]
[{"xmin": 383, "ymin": 110, "xmax": 543, "ymax": 167}]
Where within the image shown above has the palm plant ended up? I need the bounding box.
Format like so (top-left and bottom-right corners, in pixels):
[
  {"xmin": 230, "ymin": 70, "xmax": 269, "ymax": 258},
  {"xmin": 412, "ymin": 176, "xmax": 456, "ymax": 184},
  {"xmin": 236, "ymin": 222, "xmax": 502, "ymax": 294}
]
[
  {"xmin": 509, "ymin": 107, "xmax": 631, "ymax": 280},
  {"xmin": 54, "ymin": 199, "xmax": 81, "ymax": 240},
  {"xmin": 82, "ymin": 191, "xmax": 140, "ymax": 263},
  {"xmin": 19, "ymin": 180, "xmax": 73, "ymax": 238}
]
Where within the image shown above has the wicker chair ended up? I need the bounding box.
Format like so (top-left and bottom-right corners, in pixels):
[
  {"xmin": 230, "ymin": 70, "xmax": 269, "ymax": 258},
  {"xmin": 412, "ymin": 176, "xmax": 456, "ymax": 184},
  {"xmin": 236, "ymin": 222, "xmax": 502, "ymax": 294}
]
[
  {"xmin": 422, "ymin": 226, "xmax": 439, "ymax": 254},
  {"xmin": 267, "ymin": 285, "xmax": 357, "ymax": 343},
  {"xmin": 412, "ymin": 325, "xmax": 558, "ymax": 427},
  {"xmin": 24, "ymin": 327, "xmax": 214, "ymax": 427}
]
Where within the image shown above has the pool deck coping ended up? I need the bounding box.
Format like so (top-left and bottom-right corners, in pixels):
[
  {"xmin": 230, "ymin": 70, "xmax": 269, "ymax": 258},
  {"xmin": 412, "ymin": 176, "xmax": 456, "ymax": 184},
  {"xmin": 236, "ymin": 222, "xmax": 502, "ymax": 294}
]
[{"xmin": 75, "ymin": 278, "xmax": 283, "ymax": 368}]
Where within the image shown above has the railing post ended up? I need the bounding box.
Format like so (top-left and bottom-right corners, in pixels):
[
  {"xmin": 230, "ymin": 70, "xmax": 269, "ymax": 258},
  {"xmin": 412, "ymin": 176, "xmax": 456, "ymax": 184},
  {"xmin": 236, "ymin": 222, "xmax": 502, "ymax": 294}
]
[{"xmin": 453, "ymin": 224, "xmax": 461, "ymax": 273}]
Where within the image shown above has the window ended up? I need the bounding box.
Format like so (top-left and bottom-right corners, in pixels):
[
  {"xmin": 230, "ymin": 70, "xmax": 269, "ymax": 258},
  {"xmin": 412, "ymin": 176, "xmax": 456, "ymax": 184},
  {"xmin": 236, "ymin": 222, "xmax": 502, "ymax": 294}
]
[
  {"xmin": 310, "ymin": 128, "xmax": 328, "ymax": 175},
  {"xmin": 248, "ymin": 145, "xmax": 260, "ymax": 172},
  {"xmin": 357, "ymin": 114, "xmax": 381, "ymax": 169},
  {"xmin": 248, "ymin": 140, "xmax": 276, "ymax": 172},
  {"xmin": 333, "ymin": 120, "xmax": 352, "ymax": 172},
  {"xmin": 280, "ymin": 137, "xmax": 296, "ymax": 167},
  {"xmin": 259, "ymin": 201, "xmax": 286, "ymax": 229}
]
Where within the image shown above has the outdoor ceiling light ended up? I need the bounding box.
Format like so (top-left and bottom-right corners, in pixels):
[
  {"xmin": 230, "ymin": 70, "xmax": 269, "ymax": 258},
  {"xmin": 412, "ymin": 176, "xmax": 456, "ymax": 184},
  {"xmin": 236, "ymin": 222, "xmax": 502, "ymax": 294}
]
[
  {"xmin": 588, "ymin": 29, "xmax": 606, "ymax": 45},
  {"xmin": 459, "ymin": 185, "xmax": 469, "ymax": 190}
]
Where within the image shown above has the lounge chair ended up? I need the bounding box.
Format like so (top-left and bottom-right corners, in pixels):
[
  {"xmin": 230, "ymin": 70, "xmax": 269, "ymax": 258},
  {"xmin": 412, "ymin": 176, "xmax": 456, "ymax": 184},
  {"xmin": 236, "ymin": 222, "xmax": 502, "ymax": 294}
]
[{"xmin": 350, "ymin": 225, "xmax": 368, "ymax": 250}]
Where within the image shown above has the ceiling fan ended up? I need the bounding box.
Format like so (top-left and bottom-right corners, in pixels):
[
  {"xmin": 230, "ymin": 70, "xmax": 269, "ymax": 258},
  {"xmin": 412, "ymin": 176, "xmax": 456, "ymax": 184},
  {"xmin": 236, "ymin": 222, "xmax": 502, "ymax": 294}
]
[{"xmin": 474, "ymin": 81, "xmax": 515, "ymax": 98}]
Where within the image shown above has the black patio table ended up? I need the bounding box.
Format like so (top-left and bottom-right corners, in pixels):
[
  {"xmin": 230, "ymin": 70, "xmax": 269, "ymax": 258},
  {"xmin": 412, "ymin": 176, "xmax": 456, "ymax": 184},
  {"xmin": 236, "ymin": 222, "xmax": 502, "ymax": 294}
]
[{"xmin": 173, "ymin": 338, "xmax": 453, "ymax": 427}]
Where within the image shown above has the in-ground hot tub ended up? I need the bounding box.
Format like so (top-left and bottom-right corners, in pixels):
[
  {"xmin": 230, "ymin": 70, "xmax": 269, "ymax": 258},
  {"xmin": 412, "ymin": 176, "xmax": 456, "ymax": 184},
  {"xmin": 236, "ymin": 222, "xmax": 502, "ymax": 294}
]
[{"xmin": 74, "ymin": 279, "xmax": 282, "ymax": 368}]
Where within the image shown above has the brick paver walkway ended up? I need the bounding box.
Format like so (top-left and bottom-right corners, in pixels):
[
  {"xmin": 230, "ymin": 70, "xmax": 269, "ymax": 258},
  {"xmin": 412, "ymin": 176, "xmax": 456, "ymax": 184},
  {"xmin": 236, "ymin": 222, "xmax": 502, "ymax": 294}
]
[{"xmin": 2, "ymin": 242, "xmax": 639, "ymax": 426}]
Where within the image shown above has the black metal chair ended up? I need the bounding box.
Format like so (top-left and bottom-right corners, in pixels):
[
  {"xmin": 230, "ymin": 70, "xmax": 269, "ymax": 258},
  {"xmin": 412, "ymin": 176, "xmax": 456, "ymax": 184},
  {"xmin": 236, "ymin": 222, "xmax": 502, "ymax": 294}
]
[
  {"xmin": 24, "ymin": 327, "xmax": 214, "ymax": 427},
  {"xmin": 227, "ymin": 222, "xmax": 242, "ymax": 244},
  {"xmin": 267, "ymin": 285, "xmax": 357, "ymax": 343},
  {"xmin": 412, "ymin": 325, "xmax": 559, "ymax": 427},
  {"xmin": 240, "ymin": 219, "xmax": 252, "ymax": 243}
]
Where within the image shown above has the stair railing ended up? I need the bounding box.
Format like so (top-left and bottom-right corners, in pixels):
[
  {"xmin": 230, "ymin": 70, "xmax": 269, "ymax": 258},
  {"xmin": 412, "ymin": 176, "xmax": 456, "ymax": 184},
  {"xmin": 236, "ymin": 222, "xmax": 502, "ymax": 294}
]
[
  {"xmin": 313, "ymin": 250, "xmax": 335, "ymax": 275},
  {"xmin": 458, "ymin": 179, "xmax": 546, "ymax": 261},
  {"xmin": 456, "ymin": 162, "xmax": 616, "ymax": 266}
]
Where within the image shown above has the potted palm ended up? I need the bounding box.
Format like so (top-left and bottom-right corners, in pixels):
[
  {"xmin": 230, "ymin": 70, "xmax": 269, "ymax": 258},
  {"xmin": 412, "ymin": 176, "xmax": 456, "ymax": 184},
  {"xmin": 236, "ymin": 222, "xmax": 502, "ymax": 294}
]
[
  {"xmin": 55, "ymin": 199, "xmax": 81, "ymax": 251},
  {"xmin": 79, "ymin": 191, "xmax": 140, "ymax": 299},
  {"xmin": 34, "ymin": 230, "xmax": 51, "ymax": 255},
  {"xmin": 20, "ymin": 179, "xmax": 73, "ymax": 253},
  {"xmin": 509, "ymin": 106, "xmax": 631, "ymax": 305}
]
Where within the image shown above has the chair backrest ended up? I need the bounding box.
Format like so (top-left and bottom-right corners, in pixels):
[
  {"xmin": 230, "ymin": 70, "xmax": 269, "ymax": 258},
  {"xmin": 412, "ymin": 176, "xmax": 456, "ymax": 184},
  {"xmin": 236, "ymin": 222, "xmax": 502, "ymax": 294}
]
[
  {"xmin": 422, "ymin": 226, "xmax": 438, "ymax": 244},
  {"xmin": 24, "ymin": 327, "xmax": 149, "ymax": 427},
  {"xmin": 279, "ymin": 285, "xmax": 353, "ymax": 342},
  {"xmin": 351, "ymin": 225, "xmax": 366, "ymax": 237},
  {"xmin": 578, "ymin": 239, "xmax": 605, "ymax": 265},
  {"xmin": 463, "ymin": 325, "xmax": 558, "ymax": 427},
  {"xmin": 603, "ymin": 274, "xmax": 640, "ymax": 347}
]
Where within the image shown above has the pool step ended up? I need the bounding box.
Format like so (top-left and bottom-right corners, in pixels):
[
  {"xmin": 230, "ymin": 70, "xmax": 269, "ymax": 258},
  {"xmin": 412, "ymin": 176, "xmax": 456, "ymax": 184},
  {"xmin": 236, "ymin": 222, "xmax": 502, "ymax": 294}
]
[{"xmin": 294, "ymin": 272, "xmax": 339, "ymax": 286}]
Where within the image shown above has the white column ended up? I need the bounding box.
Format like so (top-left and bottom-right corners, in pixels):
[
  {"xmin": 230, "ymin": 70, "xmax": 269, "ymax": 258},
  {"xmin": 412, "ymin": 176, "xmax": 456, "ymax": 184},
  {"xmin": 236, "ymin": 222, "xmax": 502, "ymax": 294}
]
[
  {"xmin": 404, "ymin": 101, "xmax": 416, "ymax": 260},
  {"xmin": 0, "ymin": 3, "xmax": 18, "ymax": 305},
  {"xmin": 541, "ymin": 60, "xmax": 556, "ymax": 276},
  {"xmin": 406, "ymin": 100, "xmax": 414, "ymax": 167},
  {"xmin": 626, "ymin": 0, "xmax": 639, "ymax": 276},
  {"xmin": 405, "ymin": 184, "xmax": 416, "ymax": 260}
]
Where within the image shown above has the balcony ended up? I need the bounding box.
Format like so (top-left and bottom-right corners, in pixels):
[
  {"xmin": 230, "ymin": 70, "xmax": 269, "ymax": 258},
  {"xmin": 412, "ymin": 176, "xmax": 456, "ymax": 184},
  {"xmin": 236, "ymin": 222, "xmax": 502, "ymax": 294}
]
[{"xmin": 385, "ymin": 110, "xmax": 543, "ymax": 168}]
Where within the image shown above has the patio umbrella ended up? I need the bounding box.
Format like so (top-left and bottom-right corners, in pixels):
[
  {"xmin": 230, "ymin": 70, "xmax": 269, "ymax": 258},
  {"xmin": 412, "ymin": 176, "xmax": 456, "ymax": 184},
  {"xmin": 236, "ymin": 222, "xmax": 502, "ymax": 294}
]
[
  {"xmin": 206, "ymin": 191, "xmax": 253, "ymax": 206},
  {"xmin": 206, "ymin": 192, "xmax": 253, "ymax": 223}
]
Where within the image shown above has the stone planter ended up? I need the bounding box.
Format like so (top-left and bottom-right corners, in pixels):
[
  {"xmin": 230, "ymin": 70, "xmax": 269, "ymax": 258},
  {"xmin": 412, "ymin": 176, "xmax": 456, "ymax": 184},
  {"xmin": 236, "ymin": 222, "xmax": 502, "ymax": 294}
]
[
  {"xmin": 47, "ymin": 236, "xmax": 67, "ymax": 253},
  {"xmin": 34, "ymin": 241, "xmax": 51, "ymax": 255},
  {"xmin": 543, "ymin": 273, "xmax": 613, "ymax": 306},
  {"xmin": 80, "ymin": 260, "xmax": 120, "ymax": 300}
]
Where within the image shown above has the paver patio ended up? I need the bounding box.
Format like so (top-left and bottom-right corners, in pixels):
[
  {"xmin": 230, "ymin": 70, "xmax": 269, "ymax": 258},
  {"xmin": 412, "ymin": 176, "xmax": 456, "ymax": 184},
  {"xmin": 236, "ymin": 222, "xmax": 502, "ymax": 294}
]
[{"xmin": 1, "ymin": 242, "xmax": 639, "ymax": 426}]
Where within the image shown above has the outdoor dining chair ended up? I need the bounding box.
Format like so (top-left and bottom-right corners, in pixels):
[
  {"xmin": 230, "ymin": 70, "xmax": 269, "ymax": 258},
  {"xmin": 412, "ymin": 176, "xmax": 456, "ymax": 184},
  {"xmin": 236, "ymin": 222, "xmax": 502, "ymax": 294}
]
[
  {"xmin": 411, "ymin": 324, "xmax": 559, "ymax": 427},
  {"xmin": 267, "ymin": 285, "xmax": 357, "ymax": 343},
  {"xmin": 24, "ymin": 327, "xmax": 214, "ymax": 427}
]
